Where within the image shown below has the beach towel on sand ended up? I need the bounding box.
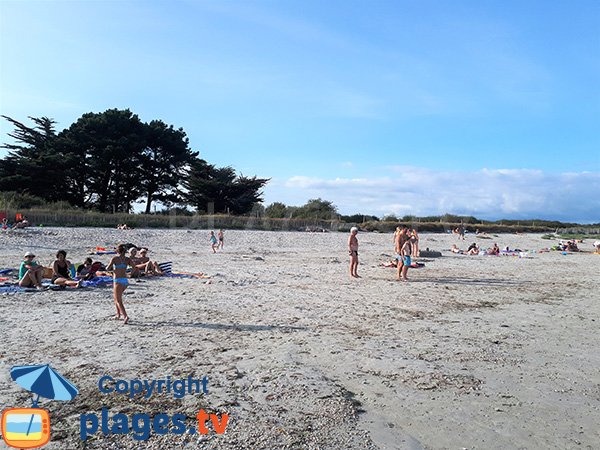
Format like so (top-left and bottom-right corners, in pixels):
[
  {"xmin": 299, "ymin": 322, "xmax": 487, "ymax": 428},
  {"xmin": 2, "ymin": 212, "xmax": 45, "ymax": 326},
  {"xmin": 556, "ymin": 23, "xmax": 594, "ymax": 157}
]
[{"xmin": 158, "ymin": 262, "xmax": 173, "ymax": 274}]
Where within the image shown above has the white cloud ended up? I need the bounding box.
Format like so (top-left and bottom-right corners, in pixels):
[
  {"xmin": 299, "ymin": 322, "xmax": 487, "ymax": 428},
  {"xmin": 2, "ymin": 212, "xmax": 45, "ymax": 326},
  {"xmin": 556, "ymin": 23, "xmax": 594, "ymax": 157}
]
[{"xmin": 265, "ymin": 167, "xmax": 600, "ymax": 223}]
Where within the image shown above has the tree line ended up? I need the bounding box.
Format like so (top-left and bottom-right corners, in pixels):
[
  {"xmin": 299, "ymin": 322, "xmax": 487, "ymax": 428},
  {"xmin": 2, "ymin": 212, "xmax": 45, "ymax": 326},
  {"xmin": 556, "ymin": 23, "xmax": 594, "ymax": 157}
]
[{"xmin": 0, "ymin": 109, "xmax": 268, "ymax": 214}]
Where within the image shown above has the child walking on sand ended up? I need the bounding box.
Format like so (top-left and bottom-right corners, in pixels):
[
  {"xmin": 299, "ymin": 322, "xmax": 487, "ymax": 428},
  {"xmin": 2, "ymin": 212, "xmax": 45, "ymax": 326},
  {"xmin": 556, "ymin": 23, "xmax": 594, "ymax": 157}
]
[
  {"xmin": 348, "ymin": 227, "xmax": 360, "ymax": 278},
  {"xmin": 210, "ymin": 231, "xmax": 218, "ymax": 253}
]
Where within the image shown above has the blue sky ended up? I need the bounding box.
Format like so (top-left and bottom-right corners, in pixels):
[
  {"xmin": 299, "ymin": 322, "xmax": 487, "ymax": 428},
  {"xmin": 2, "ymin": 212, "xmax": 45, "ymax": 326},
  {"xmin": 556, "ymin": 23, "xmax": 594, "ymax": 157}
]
[{"xmin": 1, "ymin": 0, "xmax": 598, "ymax": 221}]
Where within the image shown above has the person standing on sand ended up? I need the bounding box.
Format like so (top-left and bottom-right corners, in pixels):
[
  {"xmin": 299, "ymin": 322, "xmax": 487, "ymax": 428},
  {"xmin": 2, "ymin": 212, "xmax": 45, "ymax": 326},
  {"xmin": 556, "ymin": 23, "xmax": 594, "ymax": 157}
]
[
  {"xmin": 210, "ymin": 231, "xmax": 218, "ymax": 253},
  {"xmin": 348, "ymin": 227, "xmax": 360, "ymax": 278},
  {"xmin": 395, "ymin": 226, "xmax": 409, "ymax": 280},
  {"xmin": 106, "ymin": 244, "xmax": 135, "ymax": 324},
  {"xmin": 218, "ymin": 229, "xmax": 224, "ymax": 249},
  {"xmin": 410, "ymin": 229, "xmax": 419, "ymax": 257},
  {"xmin": 400, "ymin": 237, "xmax": 412, "ymax": 281}
]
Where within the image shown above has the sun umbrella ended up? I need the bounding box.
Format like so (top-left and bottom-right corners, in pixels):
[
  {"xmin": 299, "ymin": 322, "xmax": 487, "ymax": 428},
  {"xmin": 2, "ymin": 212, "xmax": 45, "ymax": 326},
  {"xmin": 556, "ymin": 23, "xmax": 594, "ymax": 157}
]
[
  {"xmin": 10, "ymin": 364, "xmax": 78, "ymax": 436},
  {"xmin": 10, "ymin": 364, "xmax": 78, "ymax": 404}
]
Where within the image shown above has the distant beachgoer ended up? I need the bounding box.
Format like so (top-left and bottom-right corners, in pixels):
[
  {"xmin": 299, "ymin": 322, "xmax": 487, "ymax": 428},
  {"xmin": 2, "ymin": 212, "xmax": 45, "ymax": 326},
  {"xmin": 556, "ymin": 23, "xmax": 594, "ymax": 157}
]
[
  {"xmin": 348, "ymin": 227, "xmax": 359, "ymax": 278},
  {"xmin": 400, "ymin": 237, "xmax": 412, "ymax": 281},
  {"xmin": 488, "ymin": 243, "xmax": 500, "ymax": 255},
  {"xmin": 466, "ymin": 243, "xmax": 479, "ymax": 255},
  {"xmin": 107, "ymin": 244, "xmax": 135, "ymax": 324},
  {"xmin": 18, "ymin": 251, "xmax": 44, "ymax": 289},
  {"xmin": 395, "ymin": 226, "xmax": 409, "ymax": 280},
  {"xmin": 52, "ymin": 250, "xmax": 82, "ymax": 288},
  {"xmin": 457, "ymin": 224, "xmax": 465, "ymax": 240},
  {"xmin": 450, "ymin": 244, "xmax": 463, "ymax": 254},
  {"xmin": 410, "ymin": 229, "xmax": 419, "ymax": 257},
  {"xmin": 1, "ymin": 218, "xmax": 9, "ymax": 230},
  {"xmin": 566, "ymin": 240, "xmax": 580, "ymax": 252},
  {"xmin": 593, "ymin": 241, "xmax": 600, "ymax": 254},
  {"xmin": 218, "ymin": 229, "xmax": 224, "ymax": 249},
  {"xmin": 393, "ymin": 226, "xmax": 401, "ymax": 246},
  {"xmin": 210, "ymin": 231, "xmax": 218, "ymax": 253}
]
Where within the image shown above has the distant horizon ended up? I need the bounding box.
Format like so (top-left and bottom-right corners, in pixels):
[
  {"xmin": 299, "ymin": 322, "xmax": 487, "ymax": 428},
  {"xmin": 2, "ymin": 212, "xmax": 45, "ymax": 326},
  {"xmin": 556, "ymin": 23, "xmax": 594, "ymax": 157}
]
[{"xmin": 1, "ymin": 1, "xmax": 598, "ymax": 222}]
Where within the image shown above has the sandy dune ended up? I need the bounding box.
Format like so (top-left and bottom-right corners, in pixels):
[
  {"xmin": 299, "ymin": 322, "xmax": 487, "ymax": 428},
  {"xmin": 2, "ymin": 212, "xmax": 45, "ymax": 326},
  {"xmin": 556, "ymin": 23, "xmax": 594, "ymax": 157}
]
[{"xmin": 1, "ymin": 228, "xmax": 598, "ymax": 449}]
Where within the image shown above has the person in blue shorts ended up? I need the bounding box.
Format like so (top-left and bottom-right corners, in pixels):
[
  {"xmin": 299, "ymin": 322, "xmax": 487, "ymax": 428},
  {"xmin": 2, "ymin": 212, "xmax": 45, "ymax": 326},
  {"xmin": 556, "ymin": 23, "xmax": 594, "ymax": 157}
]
[
  {"xmin": 210, "ymin": 231, "xmax": 218, "ymax": 253},
  {"xmin": 400, "ymin": 238, "xmax": 413, "ymax": 281},
  {"xmin": 106, "ymin": 244, "xmax": 135, "ymax": 324}
]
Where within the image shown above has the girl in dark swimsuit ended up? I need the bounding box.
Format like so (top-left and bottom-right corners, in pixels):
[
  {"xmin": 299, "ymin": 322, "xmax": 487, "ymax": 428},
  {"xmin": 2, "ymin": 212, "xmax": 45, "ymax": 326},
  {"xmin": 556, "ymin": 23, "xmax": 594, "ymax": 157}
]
[{"xmin": 52, "ymin": 250, "xmax": 82, "ymax": 288}]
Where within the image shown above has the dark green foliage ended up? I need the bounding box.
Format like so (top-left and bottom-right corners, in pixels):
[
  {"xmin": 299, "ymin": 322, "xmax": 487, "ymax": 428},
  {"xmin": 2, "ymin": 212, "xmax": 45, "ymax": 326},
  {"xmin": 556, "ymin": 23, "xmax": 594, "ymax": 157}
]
[
  {"xmin": 138, "ymin": 119, "xmax": 198, "ymax": 213},
  {"xmin": 0, "ymin": 116, "xmax": 65, "ymax": 201},
  {"xmin": 183, "ymin": 159, "xmax": 269, "ymax": 215},
  {"xmin": 340, "ymin": 214, "xmax": 379, "ymax": 223},
  {"xmin": 1, "ymin": 110, "xmax": 267, "ymax": 215},
  {"xmin": 293, "ymin": 198, "xmax": 338, "ymax": 220},
  {"xmin": 265, "ymin": 202, "xmax": 288, "ymax": 218},
  {"xmin": 0, "ymin": 191, "xmax": 47, "ymax": 209},
  {"xmin": 58, "ymin": 109, "xmax": 146, "ymax": 212}
]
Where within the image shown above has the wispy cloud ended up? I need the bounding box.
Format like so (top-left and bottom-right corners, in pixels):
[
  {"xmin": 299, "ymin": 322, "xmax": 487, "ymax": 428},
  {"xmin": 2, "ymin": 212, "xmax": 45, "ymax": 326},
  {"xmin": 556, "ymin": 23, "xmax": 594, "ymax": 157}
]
[{"xmin": 265, "ymin": 167, "xmax": 600, "ymax": 223}]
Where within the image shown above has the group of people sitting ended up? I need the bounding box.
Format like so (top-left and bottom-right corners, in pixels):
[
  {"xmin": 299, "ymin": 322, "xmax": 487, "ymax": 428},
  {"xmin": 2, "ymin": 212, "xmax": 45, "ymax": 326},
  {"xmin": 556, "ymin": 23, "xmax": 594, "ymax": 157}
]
[
  {"xmin": 116, "ymin": 223, "xmax": 132, "ymax": 230},
  {"xmin": 557, "ymin": 240, "xmax": 580, "ymax": 252},
  {"xmin": 1, "ymin": 217, "xmax": 30, "ymax": 230},
  {"xmin": 17, "ymin": 245, "xmax": 163, "ymax": 289},
  {"xmin": 19, "ymin": 250, "xmax": 83, "ymax": 290},
  {"xmin": 451, "ymin": 242, "xmax": 501, "ymax": 255}
]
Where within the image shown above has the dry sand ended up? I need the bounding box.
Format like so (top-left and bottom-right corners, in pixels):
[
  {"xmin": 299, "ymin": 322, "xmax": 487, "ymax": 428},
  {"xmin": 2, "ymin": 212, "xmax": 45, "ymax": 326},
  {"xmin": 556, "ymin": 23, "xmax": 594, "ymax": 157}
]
[{"xmin": 0, "ymin": 228, "xmax": 599, "ymax": 449}]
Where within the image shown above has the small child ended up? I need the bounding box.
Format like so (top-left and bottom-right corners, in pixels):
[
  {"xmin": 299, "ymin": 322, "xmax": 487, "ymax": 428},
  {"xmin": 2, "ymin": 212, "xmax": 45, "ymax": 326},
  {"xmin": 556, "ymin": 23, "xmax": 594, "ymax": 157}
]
[
  {"xmin": 348, "ymin": 227, "xmax": 359, "ymax": 278},
  {"xmin": 400, "ymin": 238, "xmax": 413, "ymax": 281},
  {"xmin": 210, "ymin": 231, "xmax": 218, "ymax": 253}
]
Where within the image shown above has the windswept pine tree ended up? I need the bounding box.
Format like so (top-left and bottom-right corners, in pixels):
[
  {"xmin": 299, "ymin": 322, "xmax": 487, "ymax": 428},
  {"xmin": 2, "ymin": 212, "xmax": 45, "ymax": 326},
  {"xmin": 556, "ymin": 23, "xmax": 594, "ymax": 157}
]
[
  {"xmin": 182, "ymin": 159, "xmax": 269, "ymax": 214},
  {"xmin": 0, "ymin": 115, "xmax": 64, "ymax": 201},
  {"xmin": 1, "ymin": 110, "xmax": 269, "ymax": 215}
]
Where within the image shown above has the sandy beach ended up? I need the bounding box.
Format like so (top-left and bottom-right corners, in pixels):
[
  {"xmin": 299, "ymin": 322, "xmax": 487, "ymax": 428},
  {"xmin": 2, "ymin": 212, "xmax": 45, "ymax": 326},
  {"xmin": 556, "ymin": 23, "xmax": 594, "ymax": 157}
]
[{"xmin": 0, "ymin": 227, "xmax": 598, "ymax": 449}]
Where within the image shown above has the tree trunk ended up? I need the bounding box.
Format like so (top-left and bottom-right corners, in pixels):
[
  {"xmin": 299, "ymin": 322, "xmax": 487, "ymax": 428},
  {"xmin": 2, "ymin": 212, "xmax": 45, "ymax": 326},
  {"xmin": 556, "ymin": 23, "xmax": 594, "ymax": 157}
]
[{"xmin": 145, "ymin": 191, "xmax": 153, "ymax": 214}]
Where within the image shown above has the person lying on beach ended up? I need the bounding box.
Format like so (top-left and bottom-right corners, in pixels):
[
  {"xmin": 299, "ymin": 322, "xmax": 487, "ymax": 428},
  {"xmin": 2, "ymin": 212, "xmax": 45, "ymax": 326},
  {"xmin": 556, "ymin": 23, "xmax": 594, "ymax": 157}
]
[
  {"xmin": 52, "ymin": 250, "xmax": 82, "ymax": 288},
  {"xmin": 450, "ymin": 244, "xmax": 463, "ymax": 254},
  {"xmin": 18, "ymin": 251, "xmax": 44, "ymax": 289},
  {"xmin": 106, "ymin": 244, "xmax": 136, "ymax": 324},
  {"xmin": 14, "ymin": 219, "xmax": 29, "ymax": 229},
  {"xmin": 348, "ymin": 227, "xmax": 360, "ymax": 278}
]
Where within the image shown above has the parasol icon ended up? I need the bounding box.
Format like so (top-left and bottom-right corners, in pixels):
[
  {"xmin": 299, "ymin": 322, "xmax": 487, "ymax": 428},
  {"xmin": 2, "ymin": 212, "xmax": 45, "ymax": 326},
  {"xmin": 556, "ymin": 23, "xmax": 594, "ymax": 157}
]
[{"xmin": 10, "ymin": 364, "xmax": 78, "ymax": 436}]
